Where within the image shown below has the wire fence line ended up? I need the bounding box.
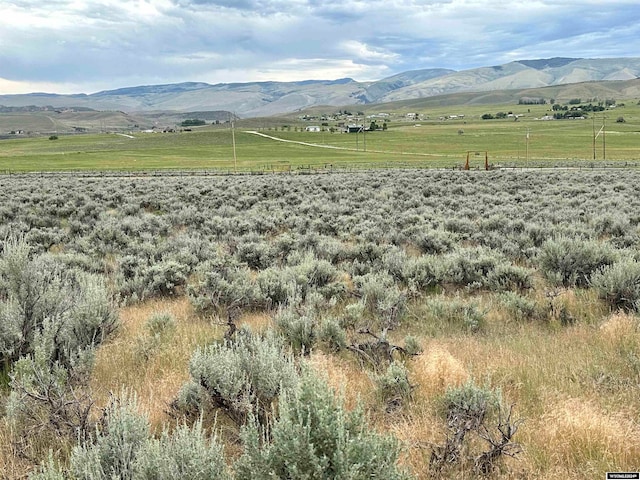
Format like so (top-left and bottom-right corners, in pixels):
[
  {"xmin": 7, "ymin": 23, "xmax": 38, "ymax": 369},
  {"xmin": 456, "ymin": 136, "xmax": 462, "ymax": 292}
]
[{"xmin": 1, "ymin": 160, "xmax": 640, "ymax": 179}]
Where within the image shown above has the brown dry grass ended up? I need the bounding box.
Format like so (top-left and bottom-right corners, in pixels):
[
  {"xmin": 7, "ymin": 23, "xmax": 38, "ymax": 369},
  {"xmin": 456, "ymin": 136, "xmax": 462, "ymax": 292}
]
[
  {"xmin": 90, "ymin": 297, "xmax": 221, "ymax": 429},
  {"xmin": 378, "ymin": 301, "xmax": 640, "ymax": 479},
  {"xmin": 307, "ymin": 351, "xmax": 375, "ymax": 410},
  {"xmin": 6, "ymin": 291, "xmax": 638, "ymax": 480}
]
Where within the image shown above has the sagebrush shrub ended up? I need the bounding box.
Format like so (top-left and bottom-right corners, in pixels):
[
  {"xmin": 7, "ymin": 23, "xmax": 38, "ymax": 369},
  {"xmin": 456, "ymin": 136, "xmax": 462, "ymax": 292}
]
[
  {"xmin": 235, "ymin": 371, "xmax": 411, "ymax": 480},
  {"xmin": 275, "ymin": 307, "xmax": 317, "ymax": 354},
  {"xmin": 424, "ymin": 297, "xmax": 486, "ymax": 333},
  {"xmin": 500, "ymin": 291, "xmax": 540, "ymax": 322},
  {"xmin": 441, "ymin": 247, "xmax": 503, "ymax": 289},
  {"xmin": 591, "ymin": 259, "xmax": 640, "ymax": 312},
  {"xmin": 30, "ymin": 399, "xmax": 231, "ymax": 480},
  {"xmin": 486, "ymin": 263, "xmax": 533, "ymax": 292},
  {"xmin": 188, "ymin": 261, "xmax": 264, "ymax": 314},
  {"xmin": 133, "ymin": 420, "xmax": 230, "ymax": 480},
  {"xmin": 145, "ymin": 312, "xmax": 176, "ymax": 338},
  {"xmin": 7, "ymin": 331, "xmax": 95, "ymax": 441},
  {"xmin": 373, "ymin": 361, "xmax": 413, "ymax": 410},
  {"xmin": 0, "ymin": 238, "xmax": 118, "ymax": 370},
  {"xmin": 538, "ymin": 238, "xmax": 617, "ymax": 287},
  {"xmin": 187, "ymin": 331, "xmax": 298, "ymax": 425},
  {"xmin": 70, "ymin": 394, "xmax": 150, "ymax": 480},
  {"xmin": 318, "ymin": 317, "xmax": 347, "ymax": 352}
]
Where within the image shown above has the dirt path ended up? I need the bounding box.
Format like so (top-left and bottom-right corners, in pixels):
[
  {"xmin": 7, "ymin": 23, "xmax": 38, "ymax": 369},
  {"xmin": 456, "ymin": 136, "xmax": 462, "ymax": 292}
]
[{"xmin": 244, "ymin": 130, "xmax": 444, "ymax": 157}]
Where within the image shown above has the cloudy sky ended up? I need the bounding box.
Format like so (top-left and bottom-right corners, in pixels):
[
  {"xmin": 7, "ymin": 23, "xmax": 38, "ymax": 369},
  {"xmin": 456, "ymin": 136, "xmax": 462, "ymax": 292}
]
[{"xmin": 1, "ymin": 0, "xmax": 639, "ymax": 94}]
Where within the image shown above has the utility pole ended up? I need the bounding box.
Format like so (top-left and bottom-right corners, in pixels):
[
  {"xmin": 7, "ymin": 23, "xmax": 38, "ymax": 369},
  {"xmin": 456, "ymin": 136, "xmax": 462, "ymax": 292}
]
[
  {"xmin": 231, "ymin": 113, "xmax": 237, "ymax": 173},
  {"xmin": 594, "ymin": 115, "xmax": 605, "ymax": 162},
  {"xmin": 602, "ymin": 114, "xmax": 606, "ymax": 161},
  {"xmin": 592, "ymin": 116, "xmax": 596, "ymax": 161},
  {"xmin": 363, "ymin": 114, "xmax": 366, "ymax": 152}
]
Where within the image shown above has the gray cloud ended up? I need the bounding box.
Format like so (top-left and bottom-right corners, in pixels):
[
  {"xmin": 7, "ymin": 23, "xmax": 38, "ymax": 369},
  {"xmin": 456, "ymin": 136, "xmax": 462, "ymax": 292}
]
[{"xmin": 0, "ymin": 0, "xmax": 638, "ymax": 93}]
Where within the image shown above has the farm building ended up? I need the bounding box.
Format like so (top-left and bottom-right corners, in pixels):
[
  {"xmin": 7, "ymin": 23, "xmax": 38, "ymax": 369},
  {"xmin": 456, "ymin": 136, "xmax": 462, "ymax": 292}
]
[{"xmin": 345, "ymin": 124, "xmax": 364, "ymax": 133}]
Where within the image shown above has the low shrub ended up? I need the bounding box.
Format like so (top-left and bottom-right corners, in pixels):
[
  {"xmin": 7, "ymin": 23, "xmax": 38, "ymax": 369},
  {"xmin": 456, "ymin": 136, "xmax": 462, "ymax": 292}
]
[
  {"xmin": 187, "ymin": 332, "xmax": 298, "ymax": 425},
  {"xmin": 591, "ymin": 259, "xmax": 640, "ymax": 312},
  {"xmin": 274, "ymin": 307, "xmax": 317, "ymax": 355},
  {"xmin": 538, "ymin": 238, "xmax": 617, "ymax": 287},
  {"xmin": 486, "ymin": 263, "xmax": 533, "ymax": 292},
  {"xmin": 499, "ymin": 291, "xmax": 540, "ymax": 322},
  {"xmin": 235, "ymin": 372, "xmax": 411, "ymax": 480},
  {"xmin": 424, "ymin": 297, "xmax": 486, "ymax": 333},
  {"xmin": 373, "ymin": 361, "xmax": 414, "ymax": 411}
]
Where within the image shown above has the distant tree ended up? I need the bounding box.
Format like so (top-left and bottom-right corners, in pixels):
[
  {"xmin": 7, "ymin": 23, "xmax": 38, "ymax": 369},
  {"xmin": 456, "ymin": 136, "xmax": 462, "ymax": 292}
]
[
  {"xmin": 48, "ymin": 135, "xmax": 58, "ymax": 140},
  {"xmin": 181, "ymin": 119, "xmax": 206, "ymax": 127},
  {"xmin": 496, "ymin": 112, "xmax": 507, "ymax": 119},
  {"xmin": 482, "ymin": 113, "xmax": 495, "ymax": 120},
  {"xmin": 616, "ymin": 116, "xmax": 626, "ymax": 123}
]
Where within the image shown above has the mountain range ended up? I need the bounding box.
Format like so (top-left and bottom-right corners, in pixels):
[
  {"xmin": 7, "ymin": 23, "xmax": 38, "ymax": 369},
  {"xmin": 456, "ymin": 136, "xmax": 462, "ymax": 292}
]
[{"xmin": 1, "ymin": 57, "xmax": 640, "ymax": 118}]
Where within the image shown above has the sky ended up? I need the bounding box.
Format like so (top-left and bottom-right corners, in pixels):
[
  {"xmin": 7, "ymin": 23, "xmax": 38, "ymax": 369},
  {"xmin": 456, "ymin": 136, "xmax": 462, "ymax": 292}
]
[{"xmin": 1, "ymin": 0, "xmax": 639, "ymax": 95}]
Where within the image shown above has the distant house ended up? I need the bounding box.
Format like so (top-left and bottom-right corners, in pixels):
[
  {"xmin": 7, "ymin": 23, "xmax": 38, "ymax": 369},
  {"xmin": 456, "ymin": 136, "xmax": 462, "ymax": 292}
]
[
  {"xmin": 305, "ymin": 126, "xmax": 321, "ymax": 132},
  {"xmin": 345, "ymin": 124, "xmax": 363, "ymax": 133}
]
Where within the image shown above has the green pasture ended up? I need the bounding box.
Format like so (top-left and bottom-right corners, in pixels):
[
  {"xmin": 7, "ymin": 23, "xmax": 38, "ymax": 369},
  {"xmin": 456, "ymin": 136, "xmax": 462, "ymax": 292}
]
[{"xmin": 1, "ymin": 101, "xmax": 639, "ymax": 171}]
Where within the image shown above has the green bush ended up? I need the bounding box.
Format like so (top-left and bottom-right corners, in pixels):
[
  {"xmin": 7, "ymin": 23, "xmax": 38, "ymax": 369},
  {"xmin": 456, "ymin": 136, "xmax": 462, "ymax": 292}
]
[
  {"xmin": 31, "ymin": 399, "xmax": 230, "ymax": 480},
  {"xmin": 538, "ymin": 238, "xmax": 617, "ymax": 287},
  {"xmin": 441, "ymin": 380, "xmax": 501, "ymax": 422},
  {"xmin": 373, "ymin": 361, "xmax": 413, "ymax": 410},
  {"xmin": 413, "ymin": 229, "xmax": 455, "ymax": 254},
  {"xmin": 134, "ymin": 420, "xmax": 230, "ymax": 480},
  {"xmin": 188, "ymin": 263, "xmax": 264, "ymax": 314},
  {"xmin": 7, "ymin": 332, "xmax": 95, "ymax": 441},
  {"xmin": 431, "ymin": 380, "xmax": 520, "ymax": 476},
  {"xmin": 486, "ymin": 263, "xmax": 533, "ymax": 292},
  {"xmin": 256, "ymin": 267, "xmax": 296, "ymax": 307},
  {"xmin": 275, "ymin": 307, "xmax": 317, "ymax": 354},
  {"xmin": 0, "ymin": 238, "xmax": 118, "ymax": 371},
  {"xmin": 500, "ymin": 292, "xmax": 540, "ymax": 322},
  {"xmin": 354, "ymin": 272, "xmax": 407, "ymax": 329},
  {"xmin": 144, "ymin": 260, "xmax": 189, "ymax": 297},
  {"xmin": 187, "ymin": 332, "xmax": 298, "ymax": 425},
  {"xmin": 424, "ymin": 297, "xmax": 486, "ymax": 333},
  {"xmin": 145, "ymin": 312, "xmax": 176, "ymax": 338},
  {"xmin": 591, "ymin": 259, "xmax": 640, "ymax": 312},
  {"xmin": 441, "ymin": 247, "xmax": 503, "ymax": 289},
  {"xmin": 318, "ymin": 317, "xmax": 347, "ymax": 352},
  {"xmin": 235, "ymin": 372, "xmax": 411, "ymax": 480},
  {"xmin": 70, "ymin": 395, "xmax": 150, "ymax": 480}
]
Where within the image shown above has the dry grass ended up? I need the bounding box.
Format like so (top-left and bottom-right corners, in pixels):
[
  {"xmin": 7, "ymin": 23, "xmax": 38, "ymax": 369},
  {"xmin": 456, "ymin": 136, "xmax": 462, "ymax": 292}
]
[
  {"xmin": 90, "ymin": 297, "xmax": 222, "ymax": 429},
  {"xmin": 411, "ymin": 343, "xmax": 469, "ymax": 398},
  {"xmin": 375, "ymin": 298, "xmax": 640, "ymax": 478},
  {"xmin": 531, "ymin": 396, "xmax": 640, "ymax": 475},
  {"xmin": 307, "ymin": 351, "xmax": 375, "ymax": 410},
  {"xmin": 5, "ymin": 292, "xmax": 636, "ymax": 479},
  {"xmin": 0, "ymin": 419, "xmax": 32, "ymax": 480}
]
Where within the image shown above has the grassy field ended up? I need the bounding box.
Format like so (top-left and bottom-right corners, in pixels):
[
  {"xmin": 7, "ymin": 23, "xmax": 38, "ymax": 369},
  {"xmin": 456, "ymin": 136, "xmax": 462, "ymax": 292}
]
[{"xmin": 1, "ymin": 100, "xmax": 639, "ymax": 171}]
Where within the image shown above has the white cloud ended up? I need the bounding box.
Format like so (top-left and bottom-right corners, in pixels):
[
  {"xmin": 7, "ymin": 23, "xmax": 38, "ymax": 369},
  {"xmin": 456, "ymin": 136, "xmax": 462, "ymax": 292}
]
[{"xmin": 0, "ymin": 0, "xmax": 638, "ymax": 94}]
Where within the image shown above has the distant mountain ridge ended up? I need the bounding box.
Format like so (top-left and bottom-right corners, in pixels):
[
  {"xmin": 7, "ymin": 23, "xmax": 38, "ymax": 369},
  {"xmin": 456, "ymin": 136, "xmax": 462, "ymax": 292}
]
[{"xmin": 1, "ymin": 57, "xmax": 639, "ymax": 117}]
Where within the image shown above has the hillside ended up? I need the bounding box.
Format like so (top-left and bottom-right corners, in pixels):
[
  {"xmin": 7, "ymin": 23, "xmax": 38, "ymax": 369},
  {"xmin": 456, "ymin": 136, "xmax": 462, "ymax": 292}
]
[{"xmin": 1, "ymin": 57, "xmax": 639, "ymax": 118}]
